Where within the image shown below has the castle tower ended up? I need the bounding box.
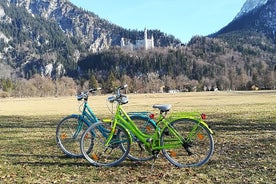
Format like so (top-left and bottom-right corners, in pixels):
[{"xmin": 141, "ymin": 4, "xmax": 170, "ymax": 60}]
[
  {"xmin": 120, "ymin": 37, "xmax": 125, "ymax": 47},
  {"xmin": 144, "ymin": 28, "xmax": 148, "ymax": 50},
  {"xmin": 151, "ymin": 35, "xmax": 154, "ymax": 49}
]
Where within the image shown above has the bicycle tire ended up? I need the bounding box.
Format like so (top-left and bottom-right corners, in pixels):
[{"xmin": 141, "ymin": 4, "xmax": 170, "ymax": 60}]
[
  {"xmin": 56, "ymin": 115, "xmax": 92, "ymax": 157},
  {"xmin": 80, "ymin": 121, "xmax": 131, "ymax": 167},
  {"xmin": 126, "ymin": 115, "xmax": 156, "ymax": 161},
  {"xmin": 160, "ymin": 118, "xmax": 214, "ymax": 167}
]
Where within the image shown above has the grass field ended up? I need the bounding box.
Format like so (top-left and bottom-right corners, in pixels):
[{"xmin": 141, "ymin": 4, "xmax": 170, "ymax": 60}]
[{"xmin": 0, "ymin": 91, "xmax": 275, "ymax": 183}]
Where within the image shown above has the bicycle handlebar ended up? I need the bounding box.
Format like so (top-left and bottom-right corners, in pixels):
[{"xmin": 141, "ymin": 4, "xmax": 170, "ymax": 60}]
[
  {"xmin": 77, "ymin": 87, "xmax": 101, "ymax": 101},
  {"xmin": 108, "ymin": 84, "xmax": 128, "ymax": 104},
  {"xmin": 115, "ymin": 84, "xmax": 127, "ymax": 96}
]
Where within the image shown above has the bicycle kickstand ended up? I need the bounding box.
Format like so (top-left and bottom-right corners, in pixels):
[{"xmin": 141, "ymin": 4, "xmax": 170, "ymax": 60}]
[{"xmin": 150, "ymin": 151, "xmax": 159, "ymax": 170}]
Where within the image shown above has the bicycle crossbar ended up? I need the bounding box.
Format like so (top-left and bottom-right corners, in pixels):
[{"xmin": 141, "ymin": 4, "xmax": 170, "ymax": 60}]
[{"xmin": 127, "ymin": 112, "xmax": 151, "ymax": 116}]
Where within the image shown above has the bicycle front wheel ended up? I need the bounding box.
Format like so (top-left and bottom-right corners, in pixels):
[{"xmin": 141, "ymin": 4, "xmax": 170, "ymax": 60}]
[
  {"xmin": 56, "ymin": 115, "xmax": 91, "ymax": 157},
  {"xmin": 80, "ymin": 121, "xmax": 131, "ymax": 167},
  {"xmin": 161, "ymin": 118, "xmax": 214, "ymax": 167}
]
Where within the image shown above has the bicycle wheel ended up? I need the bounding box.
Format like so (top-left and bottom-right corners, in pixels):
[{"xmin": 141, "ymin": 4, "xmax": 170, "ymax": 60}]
[
  {"xmin": 56, "ymin": 115, "xmax": 91, "ymax": 157},
  {"xmin": 126, "ymin": 115, "xmax": 156, "ymax": 161},
  {"xmin": 161, "ymin": 118, "xmax": 214, "ymax": 167},
  {"xmin": 80, "ymin": 121, "xmax": 131, "ymax": 167}
]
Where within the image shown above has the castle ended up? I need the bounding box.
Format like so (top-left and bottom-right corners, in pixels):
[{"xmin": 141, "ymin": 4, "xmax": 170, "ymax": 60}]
[{"xmin": 120, "ymin": 28, "xmax": 154, "ymax": 50}]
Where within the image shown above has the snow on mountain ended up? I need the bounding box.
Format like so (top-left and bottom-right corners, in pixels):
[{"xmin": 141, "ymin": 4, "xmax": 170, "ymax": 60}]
[{"xmin": 235, "ymin": 0, "xmax": 268, "ymax": 19}]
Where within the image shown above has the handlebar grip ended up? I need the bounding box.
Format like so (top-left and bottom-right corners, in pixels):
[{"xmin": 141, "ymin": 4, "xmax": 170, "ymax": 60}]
[
  {"xmin": 118, "ymin": 84, "xmax": 128, "ymax": 90},
  {"xmin": 88, "ymin": 87, "xmax": 101, "ymax": 93},
  {"xmin": 77, "ymin": 94, "xmax": 83, "ymax": 101},
  {"xmin": 123, "ymin": 84, "xmax": 128, "ymax": 89}
]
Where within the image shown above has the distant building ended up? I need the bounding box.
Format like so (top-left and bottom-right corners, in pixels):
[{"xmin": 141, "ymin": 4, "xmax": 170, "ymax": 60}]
[{"xmin": 121, "ymin": 28, "xmax": 154, "ymax": 50}]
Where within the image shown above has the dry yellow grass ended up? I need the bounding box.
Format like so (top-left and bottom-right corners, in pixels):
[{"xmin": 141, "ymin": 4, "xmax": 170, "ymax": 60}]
[
  {"xmin": 0, "ymin": 90, "xmax": 275, "ymax": 117},
  {"xmin": 0, "ymin": 90, "xmax": 275, "ymax": 183}
]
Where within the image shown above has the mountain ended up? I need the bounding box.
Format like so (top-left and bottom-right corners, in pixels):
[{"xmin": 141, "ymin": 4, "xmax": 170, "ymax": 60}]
[
  {"xmin": 213, "ymin": 0, "xmax": 276, "ymax": 42},
  {"xmin": 0, "ymin": 0, "xmax": 180, "ymax": 79},
  {"xmin": 5, "ymin": 0, "xmax": 181, "ymax": 49}
]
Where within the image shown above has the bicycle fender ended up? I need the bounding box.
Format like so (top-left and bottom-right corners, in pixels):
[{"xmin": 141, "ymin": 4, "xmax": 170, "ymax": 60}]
[
  {"xmin": 181, "ymin": 117, "xmax": 214, "ymax": 135},
  {"xmin": 170, "ymin": 117, "xmax": 214, "ymax": 135},
  {"xmin": 200, "ymin": 120, "xmax": 214, "ymax": 134}
]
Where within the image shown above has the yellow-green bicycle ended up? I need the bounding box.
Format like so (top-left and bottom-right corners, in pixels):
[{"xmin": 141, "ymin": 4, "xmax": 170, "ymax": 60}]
[{"xmin": 80, "ymin": 85, "xmax": 214, "ymax": 167}]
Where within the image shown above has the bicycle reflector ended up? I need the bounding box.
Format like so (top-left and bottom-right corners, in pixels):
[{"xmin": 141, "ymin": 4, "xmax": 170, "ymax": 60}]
[
  {"xmin": 149, "ymin": 113, "xmax": 155, "ymax": 119},
  {"xmin": 201, "ymin": 113, "xmax": 207, "ymax": 119},
  {"xmin": 61, "ymin": 133, "xmax": 67, "ymax": 140}
]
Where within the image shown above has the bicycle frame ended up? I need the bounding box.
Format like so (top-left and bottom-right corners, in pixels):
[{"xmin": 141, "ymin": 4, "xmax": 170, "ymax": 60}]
[
  {"xmin": 80, "ymin": 101, "xmax": 99, "ymax": 123},
  {"xmin": 106, "ymin": 103, "xmax": 210, "ymax": 151},
  {"xmin": 71, "ymin": 100, "xmax": 111, "ymax": 140}
]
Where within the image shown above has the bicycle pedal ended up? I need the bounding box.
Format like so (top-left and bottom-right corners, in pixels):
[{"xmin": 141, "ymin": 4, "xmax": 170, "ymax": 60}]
[
  {"xmin": 152, "ymin": 150, "xmax": 159, "ymax": 157},
  {"xmin": 146, "ymin": 138, "xmax": 153, "ymax": 144}
]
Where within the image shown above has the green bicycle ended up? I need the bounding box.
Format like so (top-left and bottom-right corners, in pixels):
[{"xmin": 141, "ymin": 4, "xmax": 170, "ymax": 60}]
[{"xmin": 80, "ymin": 85, "xmax": 214, "ymax": 167}]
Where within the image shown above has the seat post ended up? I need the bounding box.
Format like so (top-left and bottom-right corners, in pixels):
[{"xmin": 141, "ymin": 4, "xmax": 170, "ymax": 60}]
[{"xmin": 160, "ymin": 110, "xmax": 168, "ymax": 119}]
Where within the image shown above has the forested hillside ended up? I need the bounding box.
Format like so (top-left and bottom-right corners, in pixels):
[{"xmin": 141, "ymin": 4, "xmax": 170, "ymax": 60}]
[{"xmin": 78, "ymin": 34, "xmax": 275, "ymax": 93}]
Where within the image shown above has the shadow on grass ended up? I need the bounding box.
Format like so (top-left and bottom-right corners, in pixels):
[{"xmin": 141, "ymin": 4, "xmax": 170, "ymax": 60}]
[
  {"xmin": 208, "ymin": 119, "xmax": 276, "ymax": 132},
  {"xmin": 0, "ymin": 115, "xmax": 60, "ymax": 129},
  {"xmin": 11, "ymin": 160, "xmax": 150, "ymax": 168},
  {"xmin": 12, "ymin": 161, "xmax": 91, "ymax": 167},
  {"xmin": 2, "ymin": 153, "xmax": 150, "ymax": 168},
  {"xmin": 0, "ymin": 153, "xmax": 65, "ymax": 158}
]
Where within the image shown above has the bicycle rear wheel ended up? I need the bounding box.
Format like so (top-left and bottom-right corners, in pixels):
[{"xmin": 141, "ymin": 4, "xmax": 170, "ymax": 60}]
[
  {"xmin": 80, "ymin": 121, "xmax": 131, "ymax": 167},
  {"xmin": 126, "ymin": 115, "xmax": 156, "ymax": 161},
  {"xmin": 161, "ymin": 118, "xmax": 214, "ymax": 167},
  {"xmin": 56, "ymin": 115, "xmax": 91, "ymax": 157}
]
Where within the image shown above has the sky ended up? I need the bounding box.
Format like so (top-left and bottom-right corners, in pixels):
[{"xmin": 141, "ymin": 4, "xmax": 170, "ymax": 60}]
[{"xmin": 69, "ymin": 0, "xmax": 247, "ymax": 43}]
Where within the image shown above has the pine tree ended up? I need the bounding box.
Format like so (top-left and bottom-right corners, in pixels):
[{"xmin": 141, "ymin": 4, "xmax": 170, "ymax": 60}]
[{"xmin": 89, "ymin": 74, "xmax": 98, "ymax": 89}]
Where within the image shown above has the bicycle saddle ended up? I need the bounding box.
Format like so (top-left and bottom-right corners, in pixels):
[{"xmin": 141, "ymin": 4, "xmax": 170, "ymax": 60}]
[{"xmin": 152, "ymin": 104, "xmax": 172, "ymax": 112}]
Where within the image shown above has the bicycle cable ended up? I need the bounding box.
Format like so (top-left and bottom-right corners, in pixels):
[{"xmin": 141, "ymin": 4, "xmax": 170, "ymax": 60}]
[
  {"xmin": 106, "ymin": 98, "xmax": 115, "ymax": 115},
  {"xmin": 78, "ymin": 100, "xmax": 85, "ymax": 113}
]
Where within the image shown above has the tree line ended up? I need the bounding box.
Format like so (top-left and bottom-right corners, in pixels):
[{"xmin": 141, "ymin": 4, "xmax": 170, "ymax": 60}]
[{"xmin": 0, "ymin": 75, "xmax": 77, "ymax": 98}]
